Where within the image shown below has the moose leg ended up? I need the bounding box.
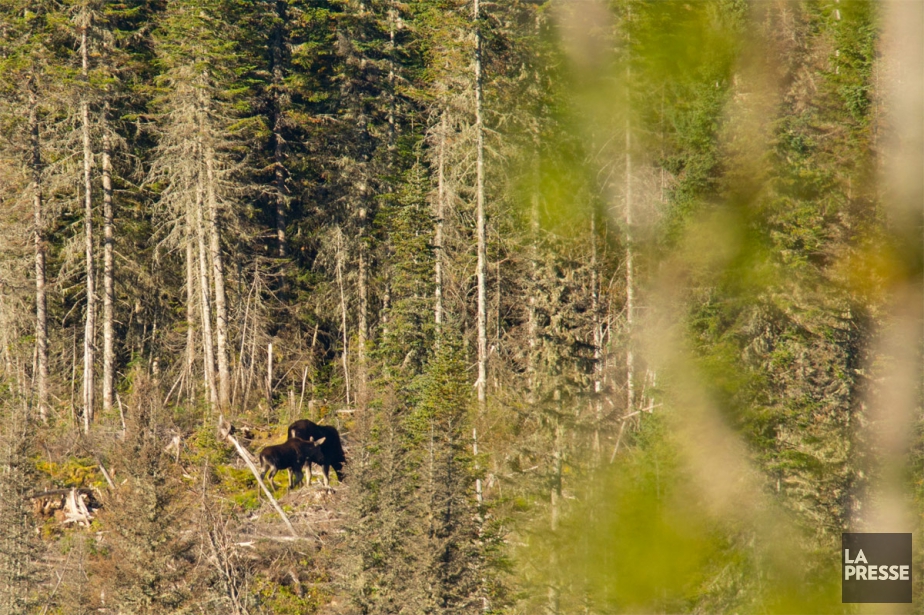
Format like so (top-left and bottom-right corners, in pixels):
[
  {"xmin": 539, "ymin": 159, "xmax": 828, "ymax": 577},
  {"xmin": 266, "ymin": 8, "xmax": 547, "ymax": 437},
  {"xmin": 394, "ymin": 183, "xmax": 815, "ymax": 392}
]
[
  {"xmin": 303, "ymin": 462, "xmax": 312, "ymax": 488},
  {"xmin": 288, "ymin": 467, "xmax": 304, "ymax": 489},
  {"xmin": 321, "ymin": 465, "xmax": 331, "ymax": 490}
]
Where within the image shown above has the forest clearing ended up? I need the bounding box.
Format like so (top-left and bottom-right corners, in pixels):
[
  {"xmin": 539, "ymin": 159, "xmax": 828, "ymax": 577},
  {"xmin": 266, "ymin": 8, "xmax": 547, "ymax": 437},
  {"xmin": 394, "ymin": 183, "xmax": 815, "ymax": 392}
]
[{"xmin": 0, "ymin": 0, "xmax": 922, "ymax": 613}]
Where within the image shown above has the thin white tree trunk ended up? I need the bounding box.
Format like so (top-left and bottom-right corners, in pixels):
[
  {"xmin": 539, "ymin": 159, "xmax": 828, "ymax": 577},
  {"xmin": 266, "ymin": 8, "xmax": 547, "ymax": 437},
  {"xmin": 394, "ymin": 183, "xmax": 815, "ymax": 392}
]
[
  {"xmin": 270, "ymin": 3, "xmax": 287, "ymax": 257},
  {"xmin": 381, "ymin": 273, "xmax": 391, "ymax": 338},
  {"xmin": 625, "ymin": 121, "xmax": 634, "ymax": 416},
  {"xmin": 336, "ymin": 231, "xmax": 351, "ymax": 406},
  {"xmin": 548, "ymin": 388, "xmax": 563, "ymax": 615},
  {"xmin": 591, "ymin": 216, "xmax": 603, "ymax": 458},
  {"xmin": 186, "ymin": 236, "xmax": 196, "ymax": 398},
  {"xmin": 274, "ymin": 117, "xmax": 286, "ymax": 256},
  {"xmin": 193, "ymin": 181, "xmax": 218, "ymax": 409},
  {"xmin": 474, "ymin": 426, "xmax": 489, "ymax": 612},
  {"xmin": 204, "ymin": 145, "xmax": 231, "ymax": 410},
  {"xmin": 101, "ymin": 104, "xmax": 115, "ymax": 415},
  {"xmin": 357, "ymin": 237, "xmax": 367, "ymax": 401},
  {"xmin": 388, "ymin": 0, "xmax": 396, "ymax": 145},
  {"xmin": 474, "ymin": 0, "xmax": 487, "ymax": 410},
  {"xmin": 527, "ymin": 137, "xmax": 540, "ymax": 404},
  {"xmin": 623, "ymin": 18, "xmax": 634, "ymax": 417},
  {"xmin": 434, "ymin": 114, "xmax": 446, "ymax": 328},
  {"xmin": 30, "ymin": 83, "xmax": 48, "ymax": 424},
  {"xmin": 266, "ymin": 340, "xmax": 273, "ymax": 405},
  {"xmin": 81, "ymin": 22, "xmax": 96, "ymax": 433}
]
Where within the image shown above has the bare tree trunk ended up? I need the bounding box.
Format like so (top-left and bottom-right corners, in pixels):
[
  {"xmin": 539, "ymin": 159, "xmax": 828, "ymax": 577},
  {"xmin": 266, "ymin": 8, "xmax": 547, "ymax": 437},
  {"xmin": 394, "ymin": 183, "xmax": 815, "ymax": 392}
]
[
  {"xmin": 527, "ymin": 140, "xmax": 540, "ymax": 405},
  {"xmin": 204, "ymin": 145, "xmax": 231, "ymax": 410},
  {"xmin": 266, "ymin": 340, "xmax": 273, "ymax": 407},
  {"xmin": 548, "ymin": 388, "xmax": 563, "ymax": 615},
  {"xmin": 101, "ymin": 104, "xmax": 115, "ymax": 415},
  {"xmin": 388, "ymin": 0, "xmax": 396, "ymax": 146},
  {"xmin": 193, "ymin": 183, "xmax": 218, "ymax": 409},
  {"xmin": 357, "ymin": 237, "xmax": 367, "ymax": 401},
  {"xmin": 271, "ymin": 0, "xmax": 287, "ymax": 257},
  {"xmin": 624, "ymin": 14, "xmax": 635, "ymax": 418},
  {"xmin": 473, "ymin": 426, "xmax": 489, "ymax": 612},
  {"xmin": 591, "ymin": 216, "xmax": 603, "ymax": 458},
  {"xmin": 336, "ymin": 231, "xmax": 351, "ymax": 406},
  {"xmin": 625, "ymin": 122, "xmax": 634, "ymax": 415},
  {"xmin": 434, "ymin": 114, "xmax": 446, "ymax": 328},
  {"xmin": 273, "ymin": 116, "xmax": 286, "ymax": 257},
  {"xmin": 381, "ymin": 273, "xmax": 391, "ymax": 338},
  {"xmin": 474, "ymin": 0, "xmax": 487, "ymax": 411},
  {"xmin": 81, "ymin": 21, "xmax": 96, "ymax": 433},
  {"xmin": 0, "ymin": 296, "xmax": 12, "ymax": 382},
  {"xmin": 70, "ymin": 330, "xmax": 77, "ymax": 424},
  {"xmin": 30, "ymin": 83, "xmax": 48, "ymax": 424},
  {"xmin": 186, "ymin": 236, "xmax": 196, "ymax": 399}
]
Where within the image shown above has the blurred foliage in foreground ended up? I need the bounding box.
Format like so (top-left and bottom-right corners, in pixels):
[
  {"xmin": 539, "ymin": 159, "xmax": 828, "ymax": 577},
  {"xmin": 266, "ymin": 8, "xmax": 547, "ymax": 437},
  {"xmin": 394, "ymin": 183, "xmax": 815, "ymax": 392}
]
[{"xmin": 519, "ymin": 0, "xmax": 923, "ymax": 612}]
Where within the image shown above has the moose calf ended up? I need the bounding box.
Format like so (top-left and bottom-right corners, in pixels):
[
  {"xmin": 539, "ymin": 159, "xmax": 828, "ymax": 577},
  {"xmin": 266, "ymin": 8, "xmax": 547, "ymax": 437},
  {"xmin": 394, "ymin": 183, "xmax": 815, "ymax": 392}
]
[{"xmin": 258, "ymin": 436, "xmax": 326, "ymax": 491}]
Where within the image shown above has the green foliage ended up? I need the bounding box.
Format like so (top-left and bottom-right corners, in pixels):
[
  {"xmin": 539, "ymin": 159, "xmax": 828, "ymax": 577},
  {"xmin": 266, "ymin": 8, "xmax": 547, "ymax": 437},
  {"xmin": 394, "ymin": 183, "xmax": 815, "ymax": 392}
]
[
  {"xmin": 187, "ymin": 421, "xmax": 237, "ymax": 468},
  {"xmin": 36, "ymin": 457, "xmax": 104, "ymax": 489},
  {"xmin": 532, "ymin": 412, "xmax": 849, "ymax": 614},
  {"xmin": 253, "ymin": 573, "xmax": 325, "ymax": 614}
]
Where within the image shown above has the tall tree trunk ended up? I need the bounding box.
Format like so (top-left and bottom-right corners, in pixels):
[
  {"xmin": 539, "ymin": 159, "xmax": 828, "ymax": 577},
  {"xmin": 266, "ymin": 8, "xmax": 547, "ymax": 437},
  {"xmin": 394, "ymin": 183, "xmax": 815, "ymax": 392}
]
[
  {"xmin": 204, "ymin": 144, "xmax": 231, "ymax": 410},
  {"xmin": 193, "ymin": 181, "xmax": 218, "ymax": 409},
  {"xmin": 625, "ymin": 121, "xmax": 634, "ymax": 416},
  {"xmin": 336, "ymin": 231, "xmax": 351, "ymax": 407},
  {"xmin": 101, "ymin": 104, "xmax": 115, "ymax": 415},
  {"xmin": 527, "ymin": 133, "xmax": 540, "ymax": 405},
  {"xmin": 185, "ymin": 230, "xmax": 197, "ymax": 400},
  {"xmin": 434, "ymin": 114, "xmax": 446, "ymax": 328},
  {"xmin": 271, "ymin": 0, "xmax": 287, "ymax": 257},
  {"xmin": 273, "ymin": 115, "xmax": 286, "ymax": 257},
  {"xmin": 473, "ymin": 426, "xmax": 489, "ymax": 612},
  {"xmin": 388, "ymin": 0, "xmax": 396, "ymax": 147},
  {"xmin": 81, "ymin": 21, "xmax": 96, "ymax": 433},
  {"xmin": 591, "ymin": 216, "xmax": 603, "ymax": 458},
  {"xmin": 548, "ymin": 388, "xmax": 563, "ymax": 615},
  {"xmin": 474, "ymin": 0, "xmax": 487, "ymax": 410},
  {"xmin": 357, "ymin": 228, "xmax": 367, "ymax": 401},
  {"xmin": 266, "ymin": 340, "xmax": 273, "ymax": 406},
  {"xmin": 624, "ymin": 11, "xmax": 636, "ymax": 419},
  {"xmin": 29, "ymin": 82, "xmax": 47, "ymax": 424}
]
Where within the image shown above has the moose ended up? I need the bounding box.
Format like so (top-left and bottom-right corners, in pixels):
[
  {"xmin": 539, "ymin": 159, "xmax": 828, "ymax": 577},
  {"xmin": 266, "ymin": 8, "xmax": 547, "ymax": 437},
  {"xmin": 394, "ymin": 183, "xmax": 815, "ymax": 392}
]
[
  {"xmin": 258, "ymin": 436, "xmax": 326, "ymax": 491},
  {"xmin": 288, "ymin": 419, "xmax": 346, "ymax": 489}
]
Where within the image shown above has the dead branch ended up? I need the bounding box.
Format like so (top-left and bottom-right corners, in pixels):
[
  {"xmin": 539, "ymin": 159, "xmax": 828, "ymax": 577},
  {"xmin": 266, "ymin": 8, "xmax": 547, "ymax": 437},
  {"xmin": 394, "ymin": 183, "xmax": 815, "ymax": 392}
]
[{"xmin": 217, "ymin": 414, "xmax": 298, "ymax": 538}]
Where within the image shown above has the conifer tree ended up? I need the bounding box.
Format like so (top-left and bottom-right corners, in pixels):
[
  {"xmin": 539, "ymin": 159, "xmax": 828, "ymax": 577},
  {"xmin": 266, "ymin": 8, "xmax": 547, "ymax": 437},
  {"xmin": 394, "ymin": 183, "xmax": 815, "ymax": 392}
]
[
  {"xmin": 91, "ymin": 373, "xmax": 195, "ymax": 613},
  {"xmin": 0, "ymin": 393, "xmax": 44, "ymax": 614},
  {"xmin": 414, "ymin": 336, "xmax": 484, "ymax": 614},
  {"xmin": 0, "ymin": 1, "xmax": 63, "ymax": 423},
  {"xmin": 150, "ymin": 0, "xmax": 254, "ymax": 412}
]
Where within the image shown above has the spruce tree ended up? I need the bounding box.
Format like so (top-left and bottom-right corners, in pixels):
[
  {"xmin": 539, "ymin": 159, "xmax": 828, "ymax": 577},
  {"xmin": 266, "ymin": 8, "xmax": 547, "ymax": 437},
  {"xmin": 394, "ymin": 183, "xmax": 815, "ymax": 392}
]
[
  {"xmin": 149, "ymin": 0, "xmax": 255, "ymax": 413},
  {"xmin": 0, "ymin": 0, "xmax": 64, "ymax": 423},
  {"xmin": 91, "ymin": 372, "xmax": 195, "ymax": 613},
  {"xmin": 0, "ymin": 392, "xmax": 44, "ymax": 614}
]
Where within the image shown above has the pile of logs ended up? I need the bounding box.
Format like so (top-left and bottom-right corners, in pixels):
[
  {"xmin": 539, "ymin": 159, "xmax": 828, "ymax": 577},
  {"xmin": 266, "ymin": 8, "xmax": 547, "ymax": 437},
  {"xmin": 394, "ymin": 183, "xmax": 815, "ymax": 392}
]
[{"xmin": 30, "ymin": 488, "xmax": 100, "ymax": 527}]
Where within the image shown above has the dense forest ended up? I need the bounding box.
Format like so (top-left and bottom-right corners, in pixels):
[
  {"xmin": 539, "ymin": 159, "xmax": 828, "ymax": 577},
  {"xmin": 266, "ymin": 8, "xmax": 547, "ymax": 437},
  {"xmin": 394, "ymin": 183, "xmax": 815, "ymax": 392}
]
[{"xmin": 0, "ymin": 0, "xmax": 921, "ymax": 613}]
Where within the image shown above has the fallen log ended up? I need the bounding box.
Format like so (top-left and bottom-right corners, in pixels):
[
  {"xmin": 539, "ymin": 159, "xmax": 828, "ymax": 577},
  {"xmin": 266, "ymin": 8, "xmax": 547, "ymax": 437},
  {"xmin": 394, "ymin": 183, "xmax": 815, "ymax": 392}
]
[{"xmin": 217, "ymin": 415, "xmax": 297, "ymax": 538}]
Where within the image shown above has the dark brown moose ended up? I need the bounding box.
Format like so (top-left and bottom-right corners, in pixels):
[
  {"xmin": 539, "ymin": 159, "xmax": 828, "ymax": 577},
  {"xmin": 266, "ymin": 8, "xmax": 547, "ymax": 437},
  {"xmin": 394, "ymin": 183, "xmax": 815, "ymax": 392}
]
[{"xmin": 288, "ymin": 419, "xmax": 346, "ymax": 488}]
